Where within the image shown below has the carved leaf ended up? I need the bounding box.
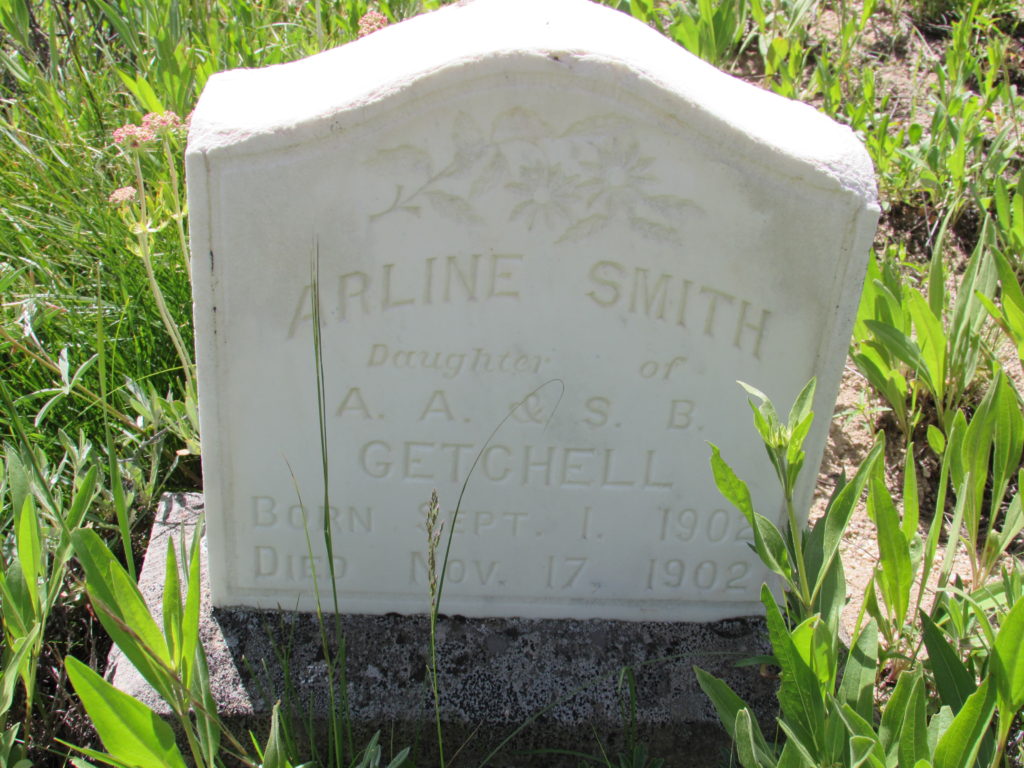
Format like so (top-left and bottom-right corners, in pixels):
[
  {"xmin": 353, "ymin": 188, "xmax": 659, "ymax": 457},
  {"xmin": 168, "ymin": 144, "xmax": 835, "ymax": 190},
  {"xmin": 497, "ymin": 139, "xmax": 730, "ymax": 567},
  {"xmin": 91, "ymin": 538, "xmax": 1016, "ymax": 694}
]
[
  {"xmin": 629, "ymin": 215, "xmax": 680, "ymax": 245},
  {"xmin": 492, "ymin": 107, "xmax": 549, "ymax": 143},
  {"xmin": 451, "ymin": 112, "xmax": 487, "ymax": 175},
  {"xmin": 562, "ymin": 114, "xmax": 633, "ymax": 137},
  {"xmin": 426, "ymin": 190, "xmax": 481, "ymax": 224},
  {"xmin": 508, "ymin": 199, "xmax": 532, "ymax": 224},
  {"xmin": 367, "ymin": 145, "xmax": 433, "ymax": 178},
  {"xmin": 557, "ymin": 214, "xmax": 610, "ymax": 244},
  {"xmin": 470, "ymin": 149, "xmax": 510, "ymax": 198},
  {"xmin": 643, "ymin": 193, "xmax": 702, "ymax": 219}
]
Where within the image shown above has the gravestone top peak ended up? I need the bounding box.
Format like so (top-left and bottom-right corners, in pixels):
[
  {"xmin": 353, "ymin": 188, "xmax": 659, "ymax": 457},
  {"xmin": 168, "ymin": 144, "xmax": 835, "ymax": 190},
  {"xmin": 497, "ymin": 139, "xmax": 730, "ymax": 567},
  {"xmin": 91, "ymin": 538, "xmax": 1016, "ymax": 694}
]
[
  {"xmin": 189, "ymin": 0, "xmax": 875, "ymax": 202},
  {"xmin": 188, "ymin": 0, "xmax": 879, "ymax": 620}
]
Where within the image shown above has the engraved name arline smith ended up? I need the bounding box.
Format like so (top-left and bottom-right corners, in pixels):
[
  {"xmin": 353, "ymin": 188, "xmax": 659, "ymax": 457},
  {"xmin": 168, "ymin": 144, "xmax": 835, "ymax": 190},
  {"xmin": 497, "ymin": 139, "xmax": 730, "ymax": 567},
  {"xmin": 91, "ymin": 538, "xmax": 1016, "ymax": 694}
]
[{"xmin": 287, "ymin": 252, "xmax": 773, "ymax": 359}]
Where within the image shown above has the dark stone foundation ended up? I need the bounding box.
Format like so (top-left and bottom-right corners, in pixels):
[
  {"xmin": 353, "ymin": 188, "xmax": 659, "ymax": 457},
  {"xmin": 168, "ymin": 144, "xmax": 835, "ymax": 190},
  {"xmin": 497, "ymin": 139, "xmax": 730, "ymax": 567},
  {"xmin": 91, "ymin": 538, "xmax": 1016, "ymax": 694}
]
[{"xmin": 109, "ymin": 493, "xmax": 777, "ymax": 767}]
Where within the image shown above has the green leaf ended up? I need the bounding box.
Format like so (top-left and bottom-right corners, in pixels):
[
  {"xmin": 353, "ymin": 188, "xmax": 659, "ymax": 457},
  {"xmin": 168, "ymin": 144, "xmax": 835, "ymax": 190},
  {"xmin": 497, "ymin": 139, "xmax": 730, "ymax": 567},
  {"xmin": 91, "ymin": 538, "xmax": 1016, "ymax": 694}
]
[
  {"xmin": 0, "ymin": 626, "xmax": 40, "ymax": 715},
  {"xmin": 897, "ymin": 670, "xmax": 928, "ymax": 768},
  {"xmin": 992, "ymin": 595, "xmax": 1024, "ymax": 712},
  {"xmin": 5, "ymin": 448, "xmax": 30, "ymax": 533},
  {"xmin": 181, "ymin": 525, "xmax": 203, "ymax": 689},
  {"xmin": 694, "ymin": 666, "xmax": 767, "ymax": 758},
  {"xmin": 262, "ymin": 702, "xmax": 292, "ymax": 768},
  {"xmin": 190, "ymin": 643, "xmax": 220, "ymax": 764},
  {"xmin": 839, "ymin": 620, "xmax": 879, "ymax": 722},
  {"xmin": 906, "ymin": 290, "xmax": 947, "ymax": 405},
  {"xmin": 787, "ymin": 378, "xmax": 816, "ymax": 433},
  {"xmin": 710, "ymin": 444, "xmax": 790, "ymax": 580},
  {"xmin": 927, "ymin": 706, "xmax": 954, "ymax": 756},
  {"xmin": 71, "ymin": 529, "xmax": 175, "ymax": 702},
  {"xmin": 15, "ymin": 495, "xmax": 42, "ymax": 620},
  {"xmin": 920, "ymin": 612, "xmax": 975, "ymax": 714},
  {"xmin": 870, "ymin": 463, "xmax": 912, "ymax": 630},
  {"xmin": 902, "ymin": 442, "xmax": 919, "ymax": 538},
  {"xmin": 813, "ymin": 438, "xmax": 883, "ymax": 603},
  {"xmin": 927, "ymin": 425, "xmax": 946, "ymax": 455},
  {"xmin": 880, "ymin": 667, "xmax": 918, "ymax": 757},
  {"xmin": 162, "ymin": 539, "xmax": 183, "ymax": 673},
  {"xmin": 65, "ymin": 656, "xmax": 187, "ymax": 768},
  {"xmin": 850, "ymin": 736, "xmax": 881, "ymax": 768},
  {"xmin": 864, "ymin": 320, "xmax": 935, "ymax": 394},
  {"xmin": 932, "ymin": 678, "xmax": 997, "ymax": 768},
  {"xmin": 763, "ymin": 585, "xmax": 823, "ymax": 751},
  {"xmin": 735, "ymin": 708, "xmax": 766, "ymax": 768},
  {"xmin": 837, "ymin": 702, "xmax": 887, "ymax": 768}
]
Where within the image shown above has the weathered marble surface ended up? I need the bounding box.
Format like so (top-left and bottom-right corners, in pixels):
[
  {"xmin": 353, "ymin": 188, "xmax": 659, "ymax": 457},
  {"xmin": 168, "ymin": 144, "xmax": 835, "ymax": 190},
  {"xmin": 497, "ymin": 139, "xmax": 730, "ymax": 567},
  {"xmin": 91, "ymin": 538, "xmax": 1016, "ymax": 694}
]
[{"xmin": 187, "ymin": 0, "xmax": 878, "ymax": 618}]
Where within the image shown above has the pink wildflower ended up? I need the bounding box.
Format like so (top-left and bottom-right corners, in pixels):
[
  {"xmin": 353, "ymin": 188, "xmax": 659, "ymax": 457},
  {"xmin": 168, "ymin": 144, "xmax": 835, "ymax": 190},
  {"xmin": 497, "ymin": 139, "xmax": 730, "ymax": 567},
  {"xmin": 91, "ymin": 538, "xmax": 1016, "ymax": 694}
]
[
  {"xmin": 112, "ymin": 123, "xmax": 155, "ymax": 148},
  {"xmin": 142, "ymin": 111, "xmax": 184, "ymax": 134},
  {"xmin": 108, "ymin": 186, "xmax": 137, "ymax": 205},
  {"xmin": 358, "ymin": 10, "xmax": 388, "ymax": 38}
]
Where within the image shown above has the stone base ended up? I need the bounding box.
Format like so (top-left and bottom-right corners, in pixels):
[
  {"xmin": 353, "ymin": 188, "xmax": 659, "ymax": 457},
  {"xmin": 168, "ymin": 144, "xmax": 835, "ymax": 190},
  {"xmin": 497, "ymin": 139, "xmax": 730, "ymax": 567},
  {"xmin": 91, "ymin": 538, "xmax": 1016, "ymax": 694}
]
[{"xmin": 109, "ymin": 494, "xmax": 777, "ymax": 767}]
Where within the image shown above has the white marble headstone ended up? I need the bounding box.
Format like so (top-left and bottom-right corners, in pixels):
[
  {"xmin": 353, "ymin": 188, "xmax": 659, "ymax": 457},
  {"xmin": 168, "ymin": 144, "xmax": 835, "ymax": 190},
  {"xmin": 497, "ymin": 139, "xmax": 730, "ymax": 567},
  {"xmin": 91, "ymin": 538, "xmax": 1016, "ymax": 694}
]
[{"xmin": 187, "ymin": 0, "xmax": 878, "ymax": 621}]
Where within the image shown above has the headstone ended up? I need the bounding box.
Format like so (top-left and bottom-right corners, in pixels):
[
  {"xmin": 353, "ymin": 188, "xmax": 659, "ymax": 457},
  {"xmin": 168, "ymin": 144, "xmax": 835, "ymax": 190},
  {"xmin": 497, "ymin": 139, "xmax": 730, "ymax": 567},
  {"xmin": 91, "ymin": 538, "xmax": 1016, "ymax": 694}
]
[{"xmin": 187, "ymin": 0, "xmax": 878, "ymax": 622}]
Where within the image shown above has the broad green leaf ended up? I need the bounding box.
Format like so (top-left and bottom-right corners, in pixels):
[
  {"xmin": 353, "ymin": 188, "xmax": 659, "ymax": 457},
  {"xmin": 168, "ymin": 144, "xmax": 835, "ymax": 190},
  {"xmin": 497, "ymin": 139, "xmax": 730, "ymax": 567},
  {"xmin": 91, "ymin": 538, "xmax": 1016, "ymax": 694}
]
[
  {"xmin": 851, "ymin": 736, "xmax": 881, "ymax": 768},
  {"xmin": 787, "ymin": 378, "xmax": 816, "ymax": 433},
  {"xmin": 906, "ymin": 290, "xmax": 947, "ymax": 404},
  {"xmin": 190, "ymin": 643, "xmax": 220, "ymax": 764},
  {"xmin": 927, "ymin": 425, "xmax": 946, "ymax": 455},
  {"xmin": 162, "ymin": 539, "xmax": 183, "ymax": 672},
  {"xmin": 776, "ymin": 738, "xmax": 812, "ymax": 768},
  {"xmin": 864, "ymin": 320, "xmax": 935, "ymax": 394},
  {"xmin": 710, "ymin": 444, "xmax": 754, "ymax": 518},
  {"xmin": 0, "ymin": 626, "xmax": 40, "ymax": 714},
  {"xmin": 902, "ymin": 442, "xmax": 919, "ymax": 537},
  {"xmin": 5, "ymin": 448, "xmax": 30, "ymax": 531},
  {"xmin": 927, "ymin": 706, "xmax": 954, "ymax": 755},
  {"xmin": 15, "ymin": 495, "xmax": 41, "ymax": 619},
  {"xmin": 0, "ymin": 566, "xmax": 29, "ymax": 637},
  {"xmin": 71, "ymin": 529, "xmax": 175, "ymax": 702},
  {"xmin": 710, "ymin": 445, "xmax": 789, "ymax": 579},
  {"xmin": 880, "ymin": 666, "xmax": 919, "ymax": 757},
  {"xmin": 181, "ymin": 525, "xmax": 203, "ymax": 688},
  {"xmin": 262, "ymin": 702, "xmax": 291, "ymax": 768},
  {"xmin": 734, "ymin": 708, "xmax": 765, "ymax": 768},
  {"xmin": 898, "ymin": 670, "xmax": 928, "ymax": 768},
  {"xmin": 65, "ymin": 656, "xmax": 187, "ymax": 768},
  {"xmin": 995, "ymin": 485, "xmax": 1024, "ymax": 553},
  {"xmin": 933, "ymin": 679, "xmax": 996, "ymax": 768},
  {"xmin": 992, "ymin": 595, "xmax": 1024, "ymax": 712},
  {"xmin": 839, "ymin": 620, "xmax": 879, "ymax": 722},
  {"xmin": 869, "ymin": 464, "xmax": 911, "ymax": 629},
  {"xmin": 813, "ymin": 439, "xmax": 882, "ymax": 603},
  {"xmin": 763, "ymin": 585, "xmax": 823, "ymax": 751},
  {"xmin": 920, "ymin": 612, "xmax": 975, "ymax": 713},
  {"xmin": 694, "ymin": 666, "xmax": 767, "ymax": 757},
  {"xmin": 837, "ymin": 702, "xmax": 887, "ymax": 768},
  {"xmin": 990, "ymin": 374, "xmax": 1023, "ymax": 507}
]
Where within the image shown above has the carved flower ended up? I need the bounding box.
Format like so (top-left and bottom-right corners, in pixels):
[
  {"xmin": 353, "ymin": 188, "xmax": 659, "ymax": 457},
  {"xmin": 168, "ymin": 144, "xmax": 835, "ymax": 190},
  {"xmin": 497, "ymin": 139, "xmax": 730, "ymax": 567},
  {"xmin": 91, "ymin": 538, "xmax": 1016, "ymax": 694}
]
[
  {"xmin": 505, "ymin": 163, "xmax": 581, "ymax": 230},
  {"xmin": 579, "ymin": 139, "xmax": 656, "ymax": 212}
]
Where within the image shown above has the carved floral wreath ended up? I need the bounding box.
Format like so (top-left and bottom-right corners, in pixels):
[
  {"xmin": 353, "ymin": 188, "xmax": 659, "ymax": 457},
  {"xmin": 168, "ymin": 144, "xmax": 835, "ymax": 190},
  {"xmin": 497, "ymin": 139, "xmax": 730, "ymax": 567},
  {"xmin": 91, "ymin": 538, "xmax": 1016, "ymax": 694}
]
[{"xmin": 367, "ymin": 107, "xmax": 701, "ymax": 246}]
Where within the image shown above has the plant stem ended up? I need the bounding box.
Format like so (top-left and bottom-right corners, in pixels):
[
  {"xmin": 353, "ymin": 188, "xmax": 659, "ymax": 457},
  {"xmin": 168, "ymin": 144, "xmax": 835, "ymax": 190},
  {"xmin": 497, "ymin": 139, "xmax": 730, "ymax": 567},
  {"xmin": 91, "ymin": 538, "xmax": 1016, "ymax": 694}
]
[
  {"xmin": 162, "ymin": 136, "xmax": 191, "ymax": 276},
  {"xmin": 429, "ymin": 608, "xmax": 446, "ymax": 768},
  {"xmin": 131, "ymin": 150, "xmax": 194, "ymax": 392},
  {"xmin": 786, "ymin": 489, "xmax": 813, "ymax": 613}
]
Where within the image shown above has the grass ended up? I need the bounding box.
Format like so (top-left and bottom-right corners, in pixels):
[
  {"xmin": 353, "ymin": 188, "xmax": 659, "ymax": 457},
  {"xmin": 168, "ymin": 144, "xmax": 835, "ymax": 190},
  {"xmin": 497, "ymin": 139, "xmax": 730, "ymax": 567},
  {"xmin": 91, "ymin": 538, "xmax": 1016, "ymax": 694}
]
[{"xmin": 1, "ymin": 0, "xmax": 1023, "ymax": 764}]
